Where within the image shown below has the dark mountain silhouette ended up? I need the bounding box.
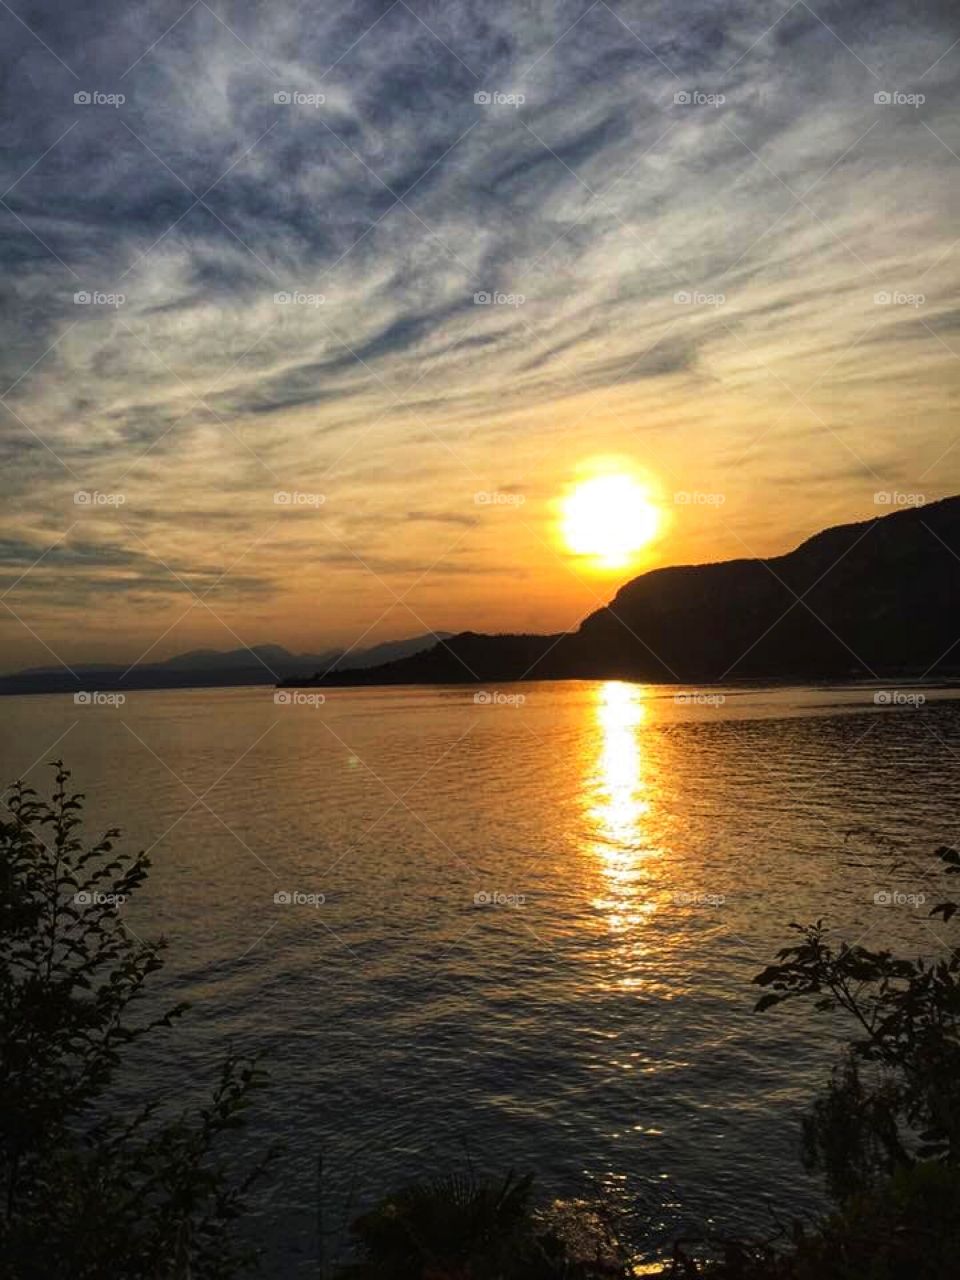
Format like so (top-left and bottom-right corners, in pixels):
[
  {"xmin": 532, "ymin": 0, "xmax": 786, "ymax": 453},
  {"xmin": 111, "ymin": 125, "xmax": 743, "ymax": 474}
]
[
  {"xmin": 154, "ymin": 643, "xmax": 303, "ymax": 672},
  {"xmin": 286, "ymin": 497, "xmax": 960, "ymax": 689},
  {"xmin": 0, "ymin": 634, "xmax": 450, "ymax": 697}
]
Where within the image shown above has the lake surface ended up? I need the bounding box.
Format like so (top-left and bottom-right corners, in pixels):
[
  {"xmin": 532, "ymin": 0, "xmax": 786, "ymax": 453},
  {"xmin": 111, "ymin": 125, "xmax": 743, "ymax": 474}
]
[{"xmin": 2, "ymin": 679, "xmax": 958, "ymax": 1273}]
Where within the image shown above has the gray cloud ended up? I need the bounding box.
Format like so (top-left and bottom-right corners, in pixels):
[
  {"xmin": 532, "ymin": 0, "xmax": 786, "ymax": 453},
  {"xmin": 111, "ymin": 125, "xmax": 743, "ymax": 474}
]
[{"xmin": 0, "ymin": 0, "xmax": 958, "ymax": 663}]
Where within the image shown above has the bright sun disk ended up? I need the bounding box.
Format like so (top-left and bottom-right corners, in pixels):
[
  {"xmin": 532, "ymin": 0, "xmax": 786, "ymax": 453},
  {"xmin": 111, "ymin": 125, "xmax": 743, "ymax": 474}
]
[{"xmin": 561, "ymin": 474, "xmax": 660, "ymax": 570}]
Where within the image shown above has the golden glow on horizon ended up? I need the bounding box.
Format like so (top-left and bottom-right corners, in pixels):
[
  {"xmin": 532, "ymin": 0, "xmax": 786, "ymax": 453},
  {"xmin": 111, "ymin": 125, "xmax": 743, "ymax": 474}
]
[{"xmin": 560, "ymin": 472, "xmax": 661, "ymax": 571}]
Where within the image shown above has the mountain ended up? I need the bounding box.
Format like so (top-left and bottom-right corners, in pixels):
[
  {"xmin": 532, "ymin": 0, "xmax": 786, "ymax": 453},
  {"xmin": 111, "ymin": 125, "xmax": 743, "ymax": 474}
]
[
  {"xmin": 285, "ymin": 497, "xmax": 960, "ymax": 688},
  {"xmin": 334, "ymin": 633, "xmax": 458, "ymax": 670},
  {"xmin": 14, "ymin": 643, "xmax": 333, "ymax": 680},
  {"xmin": 0, "ymin": 634, "xmax": 450, "ymax": 697},
  {"xmin": 158, "ymin": 643, "xmax": 311, "ymax": 671},
  {"xmin": 289, "ymin": 632, "xmax": 570, "ymax": 687}
]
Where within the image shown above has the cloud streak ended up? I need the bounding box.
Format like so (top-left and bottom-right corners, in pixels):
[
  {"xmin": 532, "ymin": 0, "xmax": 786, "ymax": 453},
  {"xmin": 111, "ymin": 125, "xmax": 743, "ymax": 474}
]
[{"xmin": 0, "ymin": 0, "xmax": 958, "ymax": 666}]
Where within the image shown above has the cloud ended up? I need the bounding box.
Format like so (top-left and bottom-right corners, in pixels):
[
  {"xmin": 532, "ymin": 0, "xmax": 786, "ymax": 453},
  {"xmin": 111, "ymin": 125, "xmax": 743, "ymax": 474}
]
[
  {"xmin": 405, "ymin": 510, "xmax": 479, "ymax": 527},
  {"xmin": 0, "ymin": 0, "xmax": 957, "ymax": 663}
]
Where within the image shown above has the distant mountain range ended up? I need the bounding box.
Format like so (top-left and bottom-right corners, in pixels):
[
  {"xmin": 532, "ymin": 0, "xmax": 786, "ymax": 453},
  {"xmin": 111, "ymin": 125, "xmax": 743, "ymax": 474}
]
[
  {"xmin": 0, "ymin": 634, "xmax": 450, "ymax": 697},
  {"xmin": 284, "ymin": 496, "xmax": 960, "ymax": 688},
  {"xmin": 8, "ymin": 498, "xmax": 958, "ymax": 698}
]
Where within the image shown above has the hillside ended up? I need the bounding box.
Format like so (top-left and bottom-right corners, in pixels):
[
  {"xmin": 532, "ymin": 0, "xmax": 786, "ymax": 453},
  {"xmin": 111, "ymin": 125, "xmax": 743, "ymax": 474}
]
[
  {"xmin": 0, "ymin": 634, "xmax": 449, "ymax": 697},
  {"xmin": 289, "ymin": 497, "xmax": 960, "ymax": 687}
]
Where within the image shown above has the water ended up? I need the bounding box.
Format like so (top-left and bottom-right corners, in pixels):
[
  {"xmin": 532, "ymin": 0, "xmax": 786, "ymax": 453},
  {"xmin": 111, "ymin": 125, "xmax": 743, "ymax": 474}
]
[{"xmin": 2, "ymin": 679, "xmax": 958, "ymax": 1273}]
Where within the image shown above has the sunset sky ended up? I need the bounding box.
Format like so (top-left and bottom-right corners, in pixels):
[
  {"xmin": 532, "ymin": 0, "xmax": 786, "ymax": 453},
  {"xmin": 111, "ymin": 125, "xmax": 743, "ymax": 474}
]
[{"xmin": 1, "ymin": 0, "xmax": 958, "ymax": 670}]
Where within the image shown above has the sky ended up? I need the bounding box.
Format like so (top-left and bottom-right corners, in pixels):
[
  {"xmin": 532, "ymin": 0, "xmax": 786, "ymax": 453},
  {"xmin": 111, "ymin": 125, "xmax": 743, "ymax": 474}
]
[{"xmin": 1, "ymin": 0, "xmax": 958, "ymax": 671}]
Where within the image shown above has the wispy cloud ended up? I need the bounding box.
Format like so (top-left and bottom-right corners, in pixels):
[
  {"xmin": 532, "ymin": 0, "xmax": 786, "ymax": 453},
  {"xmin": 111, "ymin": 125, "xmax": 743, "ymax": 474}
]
[{"xmin": 0, "ymin": 0, "xmax": 958, "ymax": 666}]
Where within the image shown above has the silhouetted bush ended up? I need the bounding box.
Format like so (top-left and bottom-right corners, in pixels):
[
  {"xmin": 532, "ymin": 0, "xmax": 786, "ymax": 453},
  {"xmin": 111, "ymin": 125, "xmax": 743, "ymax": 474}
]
[
  {"xmin": 332, "ymin": 1169, "xmax": 631, "ymax": 1278},
  {"xmin": 0, "ymin": 763, "xmax": 270, "ymax": 1279},
  {"xmin": 754, "ymin": 845, "xmax": 960, "ymax": 1192},
  {"xmin": 667, "ymin": 843, "xmax": 960, "ymax": 1278}
]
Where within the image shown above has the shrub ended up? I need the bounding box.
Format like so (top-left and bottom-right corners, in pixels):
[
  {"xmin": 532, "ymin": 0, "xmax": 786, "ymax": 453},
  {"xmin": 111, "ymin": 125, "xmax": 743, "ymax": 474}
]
[
  {"xmin": 0, "ymin": 763, "xmax": 270, "ymax": 1279},
  {"xmin": 334, "ymin": 1169, "xmax": 631, "ymax": 1279}
]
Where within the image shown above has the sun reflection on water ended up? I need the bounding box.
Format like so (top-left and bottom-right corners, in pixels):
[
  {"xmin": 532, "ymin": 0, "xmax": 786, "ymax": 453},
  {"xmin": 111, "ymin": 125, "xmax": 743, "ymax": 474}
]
[{"xmin": 586, "ymin": 681, "xmax": 662, "ymax": 951}]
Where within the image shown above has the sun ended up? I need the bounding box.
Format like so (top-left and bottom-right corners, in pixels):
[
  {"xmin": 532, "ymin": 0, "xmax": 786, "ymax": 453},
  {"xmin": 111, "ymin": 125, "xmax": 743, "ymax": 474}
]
[{"xmin": 560, "ymin": 473, "xmax": 661, "ymax": 571}]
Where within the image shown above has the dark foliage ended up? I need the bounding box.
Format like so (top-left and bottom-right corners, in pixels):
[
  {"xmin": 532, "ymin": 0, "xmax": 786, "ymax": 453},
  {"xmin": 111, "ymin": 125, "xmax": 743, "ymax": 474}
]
[
  {"xmin": 0, "ymin": 763, "xmax": 271, "ymax": 1279},
  {"xmin": 333, "ymin": 1169, "xmax": 631, "ymax": 1279},
  {"xmin": 753, "ymin": 846, "xmax": 960, "ymax": 1196}
]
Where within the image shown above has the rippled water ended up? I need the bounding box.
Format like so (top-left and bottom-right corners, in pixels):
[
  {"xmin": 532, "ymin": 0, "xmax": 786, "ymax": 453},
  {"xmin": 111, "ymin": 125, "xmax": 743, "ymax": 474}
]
[{"xmin": 2, "ymin": 680, "xmax": 958, "ymax": 1273}]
